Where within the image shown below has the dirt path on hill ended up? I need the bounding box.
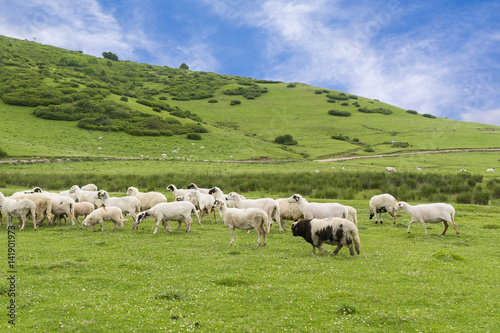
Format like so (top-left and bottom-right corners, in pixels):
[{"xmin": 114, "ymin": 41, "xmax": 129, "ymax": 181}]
[{"xmin": 314, "ymin": 148, "xmax": 500, "ymax": 162}]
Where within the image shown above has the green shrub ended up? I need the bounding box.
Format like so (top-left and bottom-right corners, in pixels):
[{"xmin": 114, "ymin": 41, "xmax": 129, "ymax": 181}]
[
  {"xmin": 120, "ymin": 96, "xmax": 128, "ymax": 102},
  {"xmin": 331, "ymin": 134, "xmax": 348, "ymax": 141},
  {"xmin": 187, "ymin": 133, "xmax": 202, "ymax": 140},
  {"xmin": 0, "ymin": 147, "xmax": 7, "ymax": 158},
  {"xmin": 314, "ymin": 90, "xmax": 323, "ymax": 94},
  {"xmin": 392, "ymin": 142, "xmax": 409, "ymax": 148},
  {"xmin": 230, "ymin": 100, "xmax": 241, "ymax": 106},
  {"xmin": 326, "ymin": 93, "xmax": 349, "ymax": 101},
  {"xmin": 208, "ymin": 99, "xmax": 218, "ymax": 103},
  {"xmin": 286, "ymin": 83, "xmax": 296, "ymax": 88},
  {"xmin": 358, "ymin": 107, "xmax": 393, "ymax": 115},
  {"xmin": 328, "ymin": 110, "xmax": 351, "ymax": 117},
  {"xmin": 406, "ymin": 110, "xmax": 418, "ymax": 115},
  {"xmin": 423, "ymin": 113, "xmax": 437, "ymax": 119},
  {"xmin": 274, "ymin": 134, "xmax": 298, "ymax": 145}
]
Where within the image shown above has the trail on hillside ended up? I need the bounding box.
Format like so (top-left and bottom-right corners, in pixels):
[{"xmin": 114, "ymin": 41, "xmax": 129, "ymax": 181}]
[{"xmin": 314, "ymin": 148, "xmax": 500, "ymax": 163}]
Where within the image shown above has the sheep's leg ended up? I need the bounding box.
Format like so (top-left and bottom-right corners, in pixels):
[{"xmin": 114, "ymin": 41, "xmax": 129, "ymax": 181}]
[
  {"xmin": 420, "ymin": 221, "xmax": 428, "ymax": 235},
  {"xmin": 213, "ymin": 209, "xmax": 217, "ymax": 224},
  {"xmin": 229, "ymin": 227, "xmax": 235, "ymax": 245},
  {"xmin": 19, "ymin": 214, "xmax": 27, "ymax": 231},
  {"xmin": 332, "ymin": 245, "xmax": 344, "ymax": 256},
  {"xmin": 255, "ymin": 227, "xmax": 262, "ymax": 246},
  {"xmin": 176, "ymin": 221, "xmax": 182, "ymax": 229},
  {"xmin": 92, "ymin": 224, "xmax": 96, "ymax": 232},
  {"xmin": 317, "ymin": 245, "xmax": 328, "ymax": 254},
  {"xmin": 450, "ymin": 219, "xmax": 460, "ymax": 237},
  {"xmin": 407, "ymin": 220, "xmax": 415, "ymax": 234},
  {"xmin": 390, "ymin": 210, "xmax": 397, "ymax": 224},
  {"xmin": 154, "ymin": 219, "xmax": 161, "ymax": 234},
  {"xmin": 100, "ymin": 221, "xmax": 104, "ymax": 232},
  {"xmin": 441, "ymin": 221, "xmax": 449, "ymax": 236},
  {"xmin": 119, "ymin": 220, "xmax": 124, "ymax": 231},
  {"xmin": 185, "ymin": 217, "xmax": 192, "ymax": 233},
  {"xmin": 111, "ymin": 221, "xmax": 117, "ymax": 232}
]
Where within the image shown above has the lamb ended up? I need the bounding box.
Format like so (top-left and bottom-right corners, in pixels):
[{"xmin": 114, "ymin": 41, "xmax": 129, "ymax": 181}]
[
  {"xmin": 291, "ymin": 218, "xmax": 361, "ymax": 257},
  {"xmin": 0, "ymin": 192, "xmax": 37, "ymax": 231},
  {"xmin": 396, "ymin": 201, "xmax": 460, "ymax": 236},
  {"xmin": 132, "ymin": 201, "xmax": 199, "ymax": 233},
  {"xmin": 184, "ymin": 189, "xmax": 216, "ymax": 223},
  {"xmin": 386, "ymin": 166, "xmax": 397, "ymax": 173},
  {"xmin": 82, "ymin": 206, "xmax": 127, "ymax": 232},
  {"xmin": 51, "ymin": 195, "xmax": 76, "ymax": 226},
  {"xmin": 369, "ymin": 193, "xmax": 398, "ymax": 224},
  {"xmin": 288, "ymin": 194, "xmax": 348, "ymax": 221},
  {"xmin": 69, "ymin": 185, "xmax": 103, "ymax": 208},
  {"xmin": 213, "ymin": 199, "xmax": 269, "ymax": 246},
  {"xmin": 187, "ymin": 183, "xmax": 210, "ymax": 194},
  {"xmin": 487, "ymin": 167, "xmax": 495, "ymax": 172},
  {"xmin": 97, "ymin": 190, "xmax": 141, "ymax": 221},
  {"xmin": 166, "ymin": 184, "xmax": 190, "ymax": 198},
  {"xmin": 276, "ymin": 197, "xmax": 304, "ymax": 231},
  {"xmin": 226, "ymin": 192, "xmax": 283, "ymax": 233},
  {"xmin": 126, "ymin": 186, "xmax": 167, "ymax": 211},
  {"xmin": 10, "ymin": 193, "xmax": 53, "ymax": 227},
  {"xmin": 73, "ymin": 202, "xmax": 95, "ymax": 224}
]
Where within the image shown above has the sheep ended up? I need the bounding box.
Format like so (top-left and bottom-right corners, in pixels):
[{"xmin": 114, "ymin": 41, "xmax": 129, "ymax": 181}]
[
  {"xmin": 126, "ymin": 186, "xmax": 167, "ymax": 211},
  {"xmin": 187, "ymin": 183, "xmax": 210, "ymax": 194},
  {"xmin": 97, "ymin": 190, "xmax": 141, "ymax": 221},
  {"xmin": 345, "ymin": 205, "xmax": 358, "ymax": 226},
  {"xmin": 50, "ymin": 195, "xmax": 76, "ymax": 226},
  {"xmin": 81, "ymin": 184, "xmax": 98, "ymax": 191},
  {"xmin": 288, "ymin": 194, "xmax": 348, "ymax": 221},
  {"xmin": 369, "ymin": 193, "xmax": 398, "ymax": 224},
  {"xmin": 226, "ymin": 192, "xmax": 283, "ymax": 233},
  {"xmin": 166, "ymin": 184, "xmax": 190, "ymax": 198},
  {"xmin": 276, "ymin": 197, "xmax": 304, "ymax": 231},
  {"xmin": 10, "ymin": 193, "xmax": 53, "ymax": 227},
  {"xmin": 460, "ymin": 168, "xmax": 467, "ymax": 172},
  {"xmin": 69, "ymin": 185, "xmax": 103, "ymax": 208},
  {"xmin": 184, "ymin": 189, "xmax": 216, "ymax": 223},
  {"xmin": 386, "ymin": 166, "xmax": 397, "ymax": 173},
  {"xmin": 73, "ymin": 202, "xmax": 95, "ymax": 224},
  {"xmin": 132, "ymin": 201, "xmax": 198, "ymax": 233},
  {"xmin": 213, "ymin": 199, "xmax": 269, "ymax": 246},
  {"xmin": 291, "ymin": 218, "xmax": 361, "ymax": 257},
  {"xmin": 396, "ymin": 201, "xmax": 460, "ymax": 237},
  {"xmin": 415, "ymin": 167, "xmax": 422, "ymax": 171},
  {"xmin": 487, "ymin": 167, "xmax": 495, "ymax": 172},
  {"xmin": 59, "ymin": 189, "xmax": 78, "ymax": 202},
  {"xmin": 82, "ymin": 206, "xmax": 127, "ymax": 232},
  {"xmin": 211, "ymin": 188, "xmax": 245, "ymax": 208},
  {"xmin": 0, "ymin": 192, "xmax": 37, "ymax": 231}
]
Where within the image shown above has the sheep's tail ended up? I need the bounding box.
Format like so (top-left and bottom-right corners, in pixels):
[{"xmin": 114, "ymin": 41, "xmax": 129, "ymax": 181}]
[
  {"xmin": 352, "ymin": 228, "xmax": 361, "ymax": 255},
  {"xmin": 31, "ymin": 207, "xmax": 37, "ymax": 231},
  {"xmin": 261, "ymin": 213, "xmax": 270, "ymax": 235}
]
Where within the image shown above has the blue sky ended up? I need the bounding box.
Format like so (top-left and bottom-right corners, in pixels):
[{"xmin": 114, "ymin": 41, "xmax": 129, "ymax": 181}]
[{"xmin": 1, "ymin": 0, "xmax": 499, "ymax": 126}]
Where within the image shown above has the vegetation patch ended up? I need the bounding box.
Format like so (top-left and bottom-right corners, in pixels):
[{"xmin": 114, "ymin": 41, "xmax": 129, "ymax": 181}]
[
  {"xmin": 482, "ymin": 224, "xmax": 500, "ymax": 229},
  {"xmin": 432, "ymin": 251, "xmax": 466, "ymax": 262},
  {"xmin": 274, "ymin": 134, "xmax": 298, "ymax": 145},
  {"xmin": 328, "ymin": 110, "xmax": 351, "ymax": 117},
  {"xmin": 223, "ymin": 84, "xmax": 268, "ymax": 99},
  {"xmin": 358, "ymin": 107, "xmax": 393, "ymax": 115}
]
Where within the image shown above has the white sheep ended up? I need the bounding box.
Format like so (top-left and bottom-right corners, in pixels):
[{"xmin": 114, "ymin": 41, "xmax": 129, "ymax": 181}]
[
  {"xmin": 213, "ymin": 199, "xmax": 269, "ymax": 246},
  {"xmin": 184, "ymin": 189, "xmax": 216, "ymax": 223},
  {"xmin": 288, "ymin": 194, "xmax": 348, "ymax": 221},
  {"xmin": 396, "ymin": 201, "xmax": 460, "ymax": 236},
  {"xmin": 345, "ymin": 205, "xmax": 358, "ymax": 225},
  {"xmin": 59, "ymin": 189, "xmax": 78, "ymax": 202},
  {"xmin": 73, "ymin": 202, "xmax": 95, "ymax": 224},
  {"xmin": 132, "ymin": 201, "xmax": 199, "ymax": 233},
  {"xmin": 226, "ymin": 192, "xmax": 283, "ymax": 233},
  {"xmin": 276, "ymin": 197, "xmax": 304, "ymax": 231},
  {"xmin": 126, "ymin": 186, "xmax": 167, "ymax": 211},
  {"xmin": 291, "ymin": 218, "xmax": 361, "ymax": 257},
  {"xmin": 69, "ymin": 185, "xmax": 103, "ymax": 208},
  {"xmin": 10, "ymin": 193, "xmax": 53, "ymax": 227},
  {"xmin": 97, "ymin": 190, "xmax": 141, "ymax": 221},
  {"xmin": 187, "ymin": 183, "xmax": 210, "ymax": 194},
  {"xmin": 487, "ymin": 167, "xmax": 495, "ymax": 172},
  {"xmin": 0, "ymin": 192, "xmax": 37, "ymax": 231},
  {"xmin": 460, "ymin": 168, "xmax": 467, "ymax": 172},
  {"xmin": 82, "ymin": 206, "xmax": 127, "ymax": 232},
  {"xmin": 51, "ymin": 195, "xmax": 76, "ymax": 226},
  {"xmin": 415, "ymin": 167, "xmax": 422, "ymax": 171},
  {"xmin": 386, "ymin": 166, "xmax": 397, "ymax": 173},
  {"xmin": 369, "ymin": 193, "xmax": 398, "ymax": 224},
  {"xmin": 81, "ymin": 184, "xmax": 98, "ymax": 191},
  {"xmin": 166, "ymin": 184, "xmax": 190, "ymax": 198}
]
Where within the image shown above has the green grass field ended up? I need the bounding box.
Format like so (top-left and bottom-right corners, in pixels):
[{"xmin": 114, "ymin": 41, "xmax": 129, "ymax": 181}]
[{"xmin": 1, "ymin": 201, "xmax": 499, "ymax": 332}]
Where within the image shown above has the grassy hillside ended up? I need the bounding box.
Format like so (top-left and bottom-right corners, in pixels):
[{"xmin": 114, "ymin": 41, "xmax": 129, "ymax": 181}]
[{"xmin": 1, "ymin": 35, "xmax": 499, "ymax": 161}]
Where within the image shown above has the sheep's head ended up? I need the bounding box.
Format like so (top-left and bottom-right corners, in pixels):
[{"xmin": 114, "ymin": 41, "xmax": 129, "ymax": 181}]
[
  {"xmin": 82, "ymin": 216, "xmax": 94, "ymax": 228},
  {"xmin": 166, "ymin": 185, "xmax": 175, "ymax": 192},
  {"xmin": 208, "ymin": 187, "xmax": 217, "ymax": 195},
  {"xmin": 395, "ymin": 202, "xmax": 406, "ymax": 211},
  {"xmin": 33, "ymin": 187, "xmax": 43, "ymax": 193},
  {"xmin": 187, "ymin": 183, "xmax": 197, "ymax": 190},
  {"xmin": 175, "ymin": 196, "xmax": 184, "ymax": 201},
  {"xmin": 289, "ymin": 194, "xmax": 301, "ymax": 203},
  {"xmin": 69, "ymin": 185, "xmax": 79, "ymax": 193}
]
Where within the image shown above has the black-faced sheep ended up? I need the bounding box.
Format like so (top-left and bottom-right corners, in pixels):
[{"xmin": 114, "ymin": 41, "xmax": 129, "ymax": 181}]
[
  {"xmin": 369, "ymin": 193, "xmax": 398, "ymax": 224},
  {"xmin": 291, "ymin": 218, "xmax": 361, "ymax": 257}
]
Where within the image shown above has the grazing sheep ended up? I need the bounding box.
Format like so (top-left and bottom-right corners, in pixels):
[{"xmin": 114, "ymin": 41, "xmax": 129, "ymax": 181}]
[
  {"xmin": 97, "ymin": 190, "xmax": 141, "ymax": 221},
  {"xmin": 460, "ymin": 168, "xmax": 467, "ymax": 172},
  {"xmin": 187, "ymin": 183, "xmax": 210, "ymax": 194},
  {"xmin": 132, "ymin": 201, "xmax": 198, "ymax": 233},
  {"xmin": 213, "ymin": 199, "xmax": 269, "ymax": 246},
  {"xmin": 226, "ymin": 192, "xmax": 282, "ymax": 233},
  {"xmin": 276, "ymin": 197, "xmax": 304, "ymax": 231},
  {"xmin": 288, "ymin": 194, "xmax": 348, "ymax": 220},
  {"xmin": 82, "ymin": 206, "xmax": 127, "ymax": 232},
  {"xmin": 369, "ymin": 193, "xmax": 398, "ymax": 224},
  {"xmin": 69, "ymin": 185, "xmax": 103, "ymax": 208},
  {"xmin": 291, "ymin": 218, "xmax": 361, "ymax": 257},
  {"xmin": 166, "ymin": 184, "xmax": 190, "ymax": 198},
  {"xmin": 184, "ymin": 189, "xmax": 216, "ymax": 223},
  {"xmin": 386, "ymin": 166, "xmax": 397, "ymax": 173},
  {"xmin": 487, "ymin": 167, "xmax": 495, "ymax": 172},
  {"xmin": 396, "ymin": 201, "xmax": 460, "ymax": 237},
  {"xmin": 10, "ymin": 193, "xmax": 53, "ymax": 227},
  {"xmin": 51, "ymin": 195, "xmax": 76, "ymax": 226},
  {"xmin": 59, "ymin": 189, "xmax": 78, "ymax": 202},
  {"xmin": 81, "ymin": 184, "xmax": 98, "ymax": 191},
  {"xmin": 74, "ymin": 202, "xmax": 95, "ymax": 224},
  {"xmin": 126, "ymin": 186, "xmax": 167, "ymax": 211},
  {"xmin": 0, "ymin": 192, "xmax": 37, "ymax": 231},
  {"xmin": 415, "ymin": 167, "xmax": 422, "ymax": 171}
]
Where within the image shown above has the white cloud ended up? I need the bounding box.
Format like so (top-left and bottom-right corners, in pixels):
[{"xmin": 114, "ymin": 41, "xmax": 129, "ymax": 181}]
[{"xmin": 460, "ymin": 108, "xmax": 500, "ymax": 126}]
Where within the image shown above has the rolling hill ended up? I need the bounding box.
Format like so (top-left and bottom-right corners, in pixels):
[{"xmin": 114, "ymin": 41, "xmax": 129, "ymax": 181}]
[{"xmin": 1, "ymin": 35, "xmax": 499, "ymax": 161}]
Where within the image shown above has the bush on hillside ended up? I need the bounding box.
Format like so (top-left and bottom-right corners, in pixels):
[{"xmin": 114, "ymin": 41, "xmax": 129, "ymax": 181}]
[
  {"xmin": 406, "ymin": 110, "xmax": 418, "ymax": 115},
  {"xmin": 423, "ymin": 113, "xmax": 437, "ymax": 119},
  {"xmin": 0, "ymin": 147, "xmax": 7, "ymax": 158},
  {"xmin": 328, "ymin": 110, "xmax": 351, "ymax": 117},
  {"xmin": 275, "ymin": 134, "xmax": 298, "ymax": 145},
  {"xmin": 187, "ymin": 133, "xmax": 202, "ymax": 140}
]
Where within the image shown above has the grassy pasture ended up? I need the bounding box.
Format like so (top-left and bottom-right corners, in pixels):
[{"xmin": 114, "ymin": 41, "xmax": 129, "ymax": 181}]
[{"xmin": 1, "ymin": 201, "xmax": 499, "ymax": 332}]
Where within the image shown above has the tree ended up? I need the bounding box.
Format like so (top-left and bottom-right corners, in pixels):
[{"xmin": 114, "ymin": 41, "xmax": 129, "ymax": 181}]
[
  {"xmin": 274, "ymin": 134, "xmax": 298, "ymax": 145},
  {"xmin": 102, "ymin": 51, "xmax": 119, "ymax": 61},
  {"xmin": 179, "ymin": 63, "xmax": 189, "ymax": 70}
]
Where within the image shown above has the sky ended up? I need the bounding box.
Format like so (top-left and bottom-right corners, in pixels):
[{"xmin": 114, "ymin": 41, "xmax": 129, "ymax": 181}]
[{"xmin": 1, "ymin": 0, "xmax": 499, "ymax": 126}]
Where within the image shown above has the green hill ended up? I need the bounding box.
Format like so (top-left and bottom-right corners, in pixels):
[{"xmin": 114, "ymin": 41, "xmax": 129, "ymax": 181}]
[{"xmin": 1, "ymin": 35, "xmax": 499, "ymax": 161}]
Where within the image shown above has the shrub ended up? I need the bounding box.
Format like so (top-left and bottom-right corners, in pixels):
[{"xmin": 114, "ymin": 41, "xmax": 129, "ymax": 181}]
[
  {"xmin": 274, "ymin": 134, "xmax": 298, "ymax": 145},
  {"xmin": 326, "ymin": 93, "xmax": 349, "ymax": 101},
  {"xmin": 0, "ymin": 147, "xmax": 7, "ymax": 158},
  {"xmin": 286, "ymin": 83, "xmax": 296, "ymax": 88},
  {"xmin": 314, "ymin": 90, "xmax": 323, "ymax": 94},
  {"xmin": 423, "ymin": 113, "xmax": 437, "ymax": 119},
  {"xmin": 187, "ymin": 133, "xmax": 202, "ymax": 140},
  {"xmin": 120, "ymin": 96, "xmax": 128, "ymax": 102},
  {"xmin": 358, "ymin": 107, "xmax": 393, "ymax": 115},
  {"xmin": 331, "ymin": 134, "xmax": 348, "ymax": 141},
  {"xmin": 392, "ymin": 142, "xmax": 409, "ymax": 148},
  {"xmin": 208, "ymin": 99, "xmax": 218, "ymax": 103},
  {"xmin": 230, "ymin": 100, "xmax": 241, "ymax": 106},
  {"xmin": 328, "ymin": 110, "xmax": 351, "ymax": 117},
  {"xmin": 406, "ymin": 110, "xmax": 418, "ymax": 115}
]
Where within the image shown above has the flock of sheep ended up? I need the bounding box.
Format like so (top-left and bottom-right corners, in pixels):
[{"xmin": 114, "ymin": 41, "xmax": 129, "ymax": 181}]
[{"xmin": 0, "ymin": 182, "xmax": 461, "ymax": 257}]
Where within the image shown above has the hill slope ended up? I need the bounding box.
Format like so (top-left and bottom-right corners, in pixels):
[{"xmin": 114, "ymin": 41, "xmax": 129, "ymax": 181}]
[{"xmin": 1, "ymin": 35, "xmax": 499, "ymax": 161}]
